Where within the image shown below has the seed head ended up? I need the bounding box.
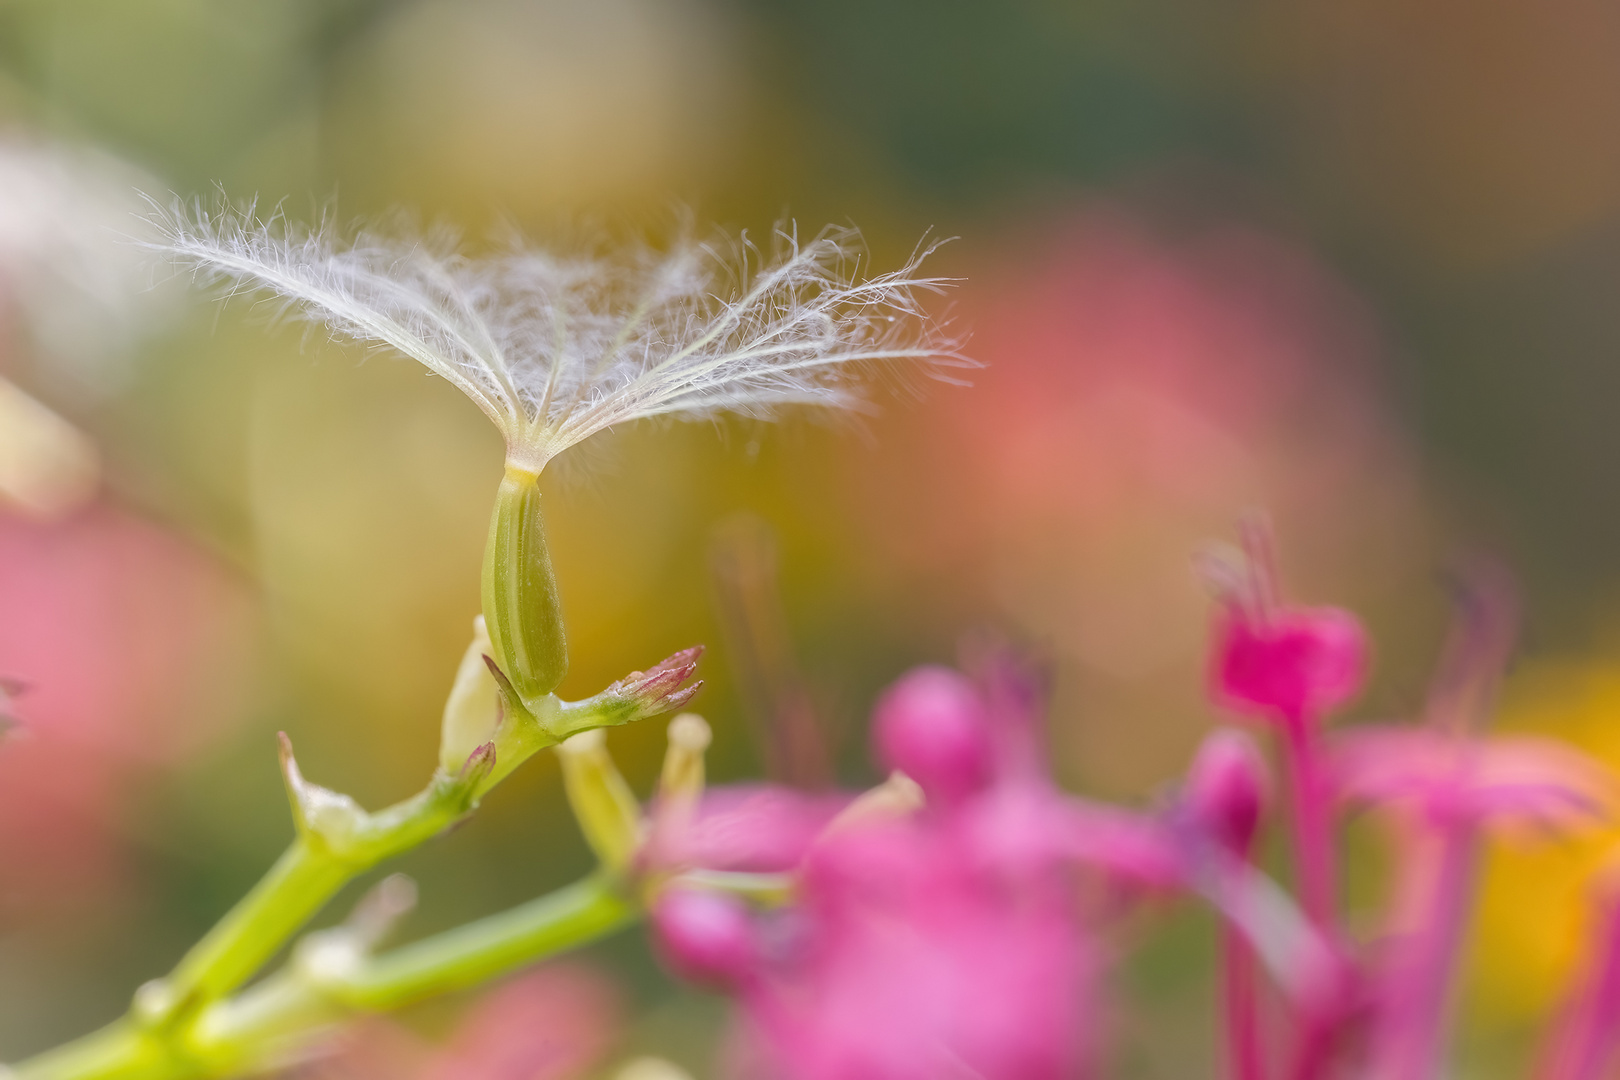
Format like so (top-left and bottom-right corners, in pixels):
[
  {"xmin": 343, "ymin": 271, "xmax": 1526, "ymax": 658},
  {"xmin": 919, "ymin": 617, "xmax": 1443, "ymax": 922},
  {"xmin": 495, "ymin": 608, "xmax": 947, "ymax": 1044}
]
[{"xmin": 154, "ymin": 199, "xmax": 968, "ymax": 471}]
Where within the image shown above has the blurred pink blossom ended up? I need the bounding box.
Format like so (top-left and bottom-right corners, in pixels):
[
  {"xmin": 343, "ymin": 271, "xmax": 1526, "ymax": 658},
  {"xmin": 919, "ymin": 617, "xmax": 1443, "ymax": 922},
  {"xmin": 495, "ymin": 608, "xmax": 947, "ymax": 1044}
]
[
  {"xmin": 843, "ymin": 206, "xmax": 1428, "ymax": 794},
  {"xmin": 0, "ymin": 504, "xmax": 254, "ymax": 915},
  {"xmin": 311, "ymin": 964, "xmax": 620, "ymax": 1080}
]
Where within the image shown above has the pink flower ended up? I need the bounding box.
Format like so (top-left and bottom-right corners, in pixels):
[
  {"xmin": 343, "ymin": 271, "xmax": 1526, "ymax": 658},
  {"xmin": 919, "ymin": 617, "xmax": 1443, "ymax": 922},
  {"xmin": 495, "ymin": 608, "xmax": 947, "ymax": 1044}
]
[
  {"xmin": 0, "ymin": 505, "xmax": 254, "ymax": 917},
  {"xmin": 653, "ymin": 784, "xmax": 850, "ymax": 874},
  {"xmin": 871, "ymin": 665, "xmax": 993, "ymax": 807},
  {"xmin": 739, "ymin": 814, "xmax": 1096, "ymax": 1080},
  {"xmin": 312, "ymin": 963, "xmax": 620, "ymax": 1080},
  {"xmin": 1214, "ymin": 606, "xmax": 1366, "ymax": 728},
  {"xmin": 1333, "ymin": 729, "xmax": 1614, "ymax": 833},
  {"xmin": 1182, "ymin": 728, "xmax": 1268, "ymax": 857},
  {"xmin": 1206, "ymin": 522, "xmax": 1368, "ymax": 730},
  {"xmin": 678, "ymin": 659, "xmax": 1199, "ymax": 1079},
  {"xmin": 651, "ymin": 887, "xmax": 759, "ymax": 991}
]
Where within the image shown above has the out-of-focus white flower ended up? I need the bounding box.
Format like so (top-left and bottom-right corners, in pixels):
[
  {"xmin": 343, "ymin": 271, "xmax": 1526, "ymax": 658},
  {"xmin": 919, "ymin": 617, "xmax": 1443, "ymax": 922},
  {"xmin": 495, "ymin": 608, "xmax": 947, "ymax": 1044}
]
[
  {"xmin": 156, "ymin": 201, "xmax": 966, "ymax": 472},
  {"xmin": 0, "ymin": 138, "xmax": 177, "ymax": 519},
  {"xmin": 0, "ymin": 139, "xmax": 171, "ymax": 395}
]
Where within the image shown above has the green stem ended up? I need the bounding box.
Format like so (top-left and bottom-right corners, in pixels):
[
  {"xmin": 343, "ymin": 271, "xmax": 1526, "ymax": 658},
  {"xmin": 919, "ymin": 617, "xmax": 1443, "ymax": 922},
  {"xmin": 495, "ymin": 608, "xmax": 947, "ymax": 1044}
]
[
  {"xmin": 15, "ymin": 877, "xmax": 638, "ymax": 1080},
  {"xmin": 347, "ymin": 875, "xmax": 633, "ymax": 1009},
  {"xmin": 158, "ymin": 840, "xmax": 348, "ymax": 1021},
  {"xmin": 8, "ymin": 1024, "xmax": 168, "ymax": 1080},
  {"xmin": 9, "ymin": 658, "xmax": 686, "ymax": 1079},
  {"xmin": 195, "ymin": 876, "xmax": 634, "ymax": 1076}
]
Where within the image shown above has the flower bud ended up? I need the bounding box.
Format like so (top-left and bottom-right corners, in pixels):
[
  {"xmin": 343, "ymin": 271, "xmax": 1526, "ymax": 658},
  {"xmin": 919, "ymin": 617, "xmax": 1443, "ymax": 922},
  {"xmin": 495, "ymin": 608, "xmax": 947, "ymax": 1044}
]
[
  {"xmin": 1184, "ymin": 729, "xmax": 1268, "ymax": 856},
  {"xmin": 1213, "ymin": 606, "xmax": 1366, "ymax": 725},
  {"xmin": 872, "ymin": 666, "xmax": 993, "ymax": 806},
  {"xmin": 550, "ymin": 647, "xmax": 705, "ymax": 741},
  {"xmin": 557, "ymin": 729, "xmax": 643, "ymax": 873},
  {"xmin": 439, "ymin": 616, "xmax": 501, "ymax": 773},
  {"xmin": 482, "ymin": 464, "xmax": 567, "ymax": 711},
  {"xmin": 659, "ymin": 713, "xmax": 712, "ymax": 808},
  {"xmin": 651, "ymin": 886, "xmax": 758, "ymax": 991}
]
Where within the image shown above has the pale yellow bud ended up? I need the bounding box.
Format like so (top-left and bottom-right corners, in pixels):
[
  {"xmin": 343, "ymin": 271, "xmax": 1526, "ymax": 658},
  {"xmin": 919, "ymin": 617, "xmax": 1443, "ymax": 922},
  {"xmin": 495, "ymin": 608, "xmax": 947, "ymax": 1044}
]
[
  {"xmin": 439, "ymin": 615, "xmax": 502, "ymax": 773},
  {"xmin": 557, "ymin": 729, "xmax": 643, "ymax": 873},
  {"xmin": 659, "ymin": 713, "xmax": 711, "ymax": 806}
]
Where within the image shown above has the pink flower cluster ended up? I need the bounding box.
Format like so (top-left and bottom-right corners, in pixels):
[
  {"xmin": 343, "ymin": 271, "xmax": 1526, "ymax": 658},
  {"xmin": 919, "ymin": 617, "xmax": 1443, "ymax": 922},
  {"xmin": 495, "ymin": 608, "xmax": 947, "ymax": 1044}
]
[{"xmin": 650, "ymin": 527, "xmax": 1620, "ymax": 1080}]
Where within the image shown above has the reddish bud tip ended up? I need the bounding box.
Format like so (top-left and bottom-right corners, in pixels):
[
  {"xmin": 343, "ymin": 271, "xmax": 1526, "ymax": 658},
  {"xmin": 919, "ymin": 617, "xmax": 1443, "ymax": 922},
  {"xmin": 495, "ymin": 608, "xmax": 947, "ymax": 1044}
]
[
  {"xmin": 651, "ymin": 887, "xmax": 757, "ymax": 990},
  {"xmin": 663, "ymin": 680, "xmax": 705, "ymax": 712},
  {"xmin": 872, "ymin": 666, "xmax": 993, "ymax": 806},
  {"xmin": 1213, "ymin": 606, "xmax": 1367, "ymax": 725},
  {"xmin": 1184, "ymin": 728, "xmax": 1268, "ymax": 855},
  {"xmin": 649, "ymin": 645, "xmax": 705, "ymax": 676},
  {"xmin": 458, "ymin": 741, "xmax": 498, "ymax": 782}
]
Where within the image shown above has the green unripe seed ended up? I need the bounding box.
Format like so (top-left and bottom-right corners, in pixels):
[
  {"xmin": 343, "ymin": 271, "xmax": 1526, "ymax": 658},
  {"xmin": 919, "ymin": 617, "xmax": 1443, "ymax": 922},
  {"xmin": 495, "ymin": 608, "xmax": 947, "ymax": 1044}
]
[{"xmin": 481, "ymin": 464, "xmax": 568, "ymax": 707}]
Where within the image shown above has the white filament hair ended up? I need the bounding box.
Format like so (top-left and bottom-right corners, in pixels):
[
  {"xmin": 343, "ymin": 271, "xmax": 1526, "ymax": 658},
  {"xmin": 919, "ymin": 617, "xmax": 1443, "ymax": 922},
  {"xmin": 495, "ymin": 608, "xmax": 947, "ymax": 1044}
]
[{"xmin": 153, "ymin": 199, "xmax": 969, "ymax": 470}]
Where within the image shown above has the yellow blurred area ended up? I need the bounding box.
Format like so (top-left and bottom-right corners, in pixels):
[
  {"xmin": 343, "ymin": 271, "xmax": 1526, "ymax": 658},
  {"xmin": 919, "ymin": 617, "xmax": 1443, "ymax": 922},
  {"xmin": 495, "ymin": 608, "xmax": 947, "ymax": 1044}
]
[{"xmin": 1469, "ymin": 661, "xmax": 1620, "ymax": 1023}]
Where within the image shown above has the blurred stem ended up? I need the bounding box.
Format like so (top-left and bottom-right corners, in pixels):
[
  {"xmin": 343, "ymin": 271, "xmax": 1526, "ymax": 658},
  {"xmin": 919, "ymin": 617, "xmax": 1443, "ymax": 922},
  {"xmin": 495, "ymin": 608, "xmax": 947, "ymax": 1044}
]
[
  {"xmin": 1279, "ymin": 718, "xmax": 1335, "ymax": 930},
  {"xmin": 1221, "ymin": 920, "xmax": 1265, "ymax": 1080},
  {"xmin": 1383, "ymin": 821, "xmax": 1478, "ymax": 1080},
  {"xmin": 14, "ymin": 876, "xmax": 637, "ymax": 1080}
]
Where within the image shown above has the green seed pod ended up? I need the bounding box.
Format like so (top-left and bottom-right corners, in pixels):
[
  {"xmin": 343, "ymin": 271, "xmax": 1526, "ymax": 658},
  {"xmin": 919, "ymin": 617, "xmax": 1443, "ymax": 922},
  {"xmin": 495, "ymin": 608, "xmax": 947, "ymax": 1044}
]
[{"xmin": 481, "ymin": 464, "xmax": 568, "ymax": 708}]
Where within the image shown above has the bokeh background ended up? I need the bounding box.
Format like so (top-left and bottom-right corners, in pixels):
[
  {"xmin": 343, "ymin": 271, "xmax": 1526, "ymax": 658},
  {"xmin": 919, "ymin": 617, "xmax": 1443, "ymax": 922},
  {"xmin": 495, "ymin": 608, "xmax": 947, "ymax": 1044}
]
[{"xmin": 2, "ymin": 2, "xmax": 1620, "ymax": 1076}]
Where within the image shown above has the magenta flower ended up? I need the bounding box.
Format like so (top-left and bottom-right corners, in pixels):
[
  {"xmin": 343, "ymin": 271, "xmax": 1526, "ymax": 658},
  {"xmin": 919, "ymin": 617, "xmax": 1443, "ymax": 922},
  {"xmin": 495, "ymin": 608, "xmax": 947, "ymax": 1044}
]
[
  {"xmin": 651, "ymin": 783, "xmax": 850, "ymax": 874},
  {"xmin": 312, "ymin": 963, "xmax": 620, "ymax": 1080},
  {"xmin": 1203, "ymin": 521, "xmax": 1366, "ymax": 929},
  {"xmin": 1330, "ymin": 573, "xmax": 1614, "ymax": 1080},
  {"xmin": 1333, "ymin": 730, "xmax": 1613, "ymax": 834},
  {"xmin": 665, "ymin": 655, "xmax": 1230, "ymax": 1079},
  {"xmin": 871, "ymin": 665, "xmax": 993, "ymax": 807},
  {"xmin": 651, "ymin": 887, "xmax": 760, "ymax": 992},
  {"xmin": 1183, "ymin": 728, "xmax": 1268, "ymax": 858},
  {"xmin": 738, "ymin": 812, "xmax": 1097, "ymax": 1080},
  {"xmin": 1181, "ymin": 729, "xmax": 1270, "ymax": 1080},
  {"xmin": 1334, "ymin": 726, "xmax": 1614, "ymax": 1080},
  {"xmin": 1215, "ymin": 606, "xmax": 1366, "ymax": 728}
]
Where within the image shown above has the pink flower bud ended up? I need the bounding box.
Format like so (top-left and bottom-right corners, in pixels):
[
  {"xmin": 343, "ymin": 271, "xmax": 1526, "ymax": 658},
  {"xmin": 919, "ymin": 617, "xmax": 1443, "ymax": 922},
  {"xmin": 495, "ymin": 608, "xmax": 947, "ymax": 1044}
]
[
  {"xmin": 651, "ymin": 887, "xmax": 758, "ymax": 991},
  {"xmin": 1184, "ymin": 729, "xmax": 1268, "ymax": 855},
  {"xmin": 1213, "ymin": 606, "xmax": 1366, "ymax": 725},
  {"xmin": 872, "ymin": 666, "xmax": 993, "ymax": 806}
]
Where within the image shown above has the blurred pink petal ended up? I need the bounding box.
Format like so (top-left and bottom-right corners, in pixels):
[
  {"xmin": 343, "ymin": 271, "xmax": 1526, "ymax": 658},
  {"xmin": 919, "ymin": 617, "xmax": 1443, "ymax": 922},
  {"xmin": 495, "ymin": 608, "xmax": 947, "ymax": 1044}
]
[
  {"xmin": 651, "ymin": 886, "xmax": 759, "ymax": 991},
  {"xmin": 0, "ymin": 505, "xmax": 254, "ymax": 762},
  {"xmin": 1333, "ymin": 728, "xmax": 1616, "ymax": 833},
  {"xmin": 1182, "ymin": 728, "xmax": 1269, "ymax": 856},
  {"xmin": 420, "ymin": 964, "xmax": 620, "ymax": 1080},
  {"xmin": 0, "ymin": 504, "xmax": 254, "ymax": 915},
  {"xmin": 871, "ymin": 665, "xmax": 993, "ymax": 807},
  {"xmin": 668, "ymin": 784, "xmax": 850, "ymax": 873},
  {"xmin": 306, "ymin": 965, "xmax": 619, "ymax": 1080}
]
